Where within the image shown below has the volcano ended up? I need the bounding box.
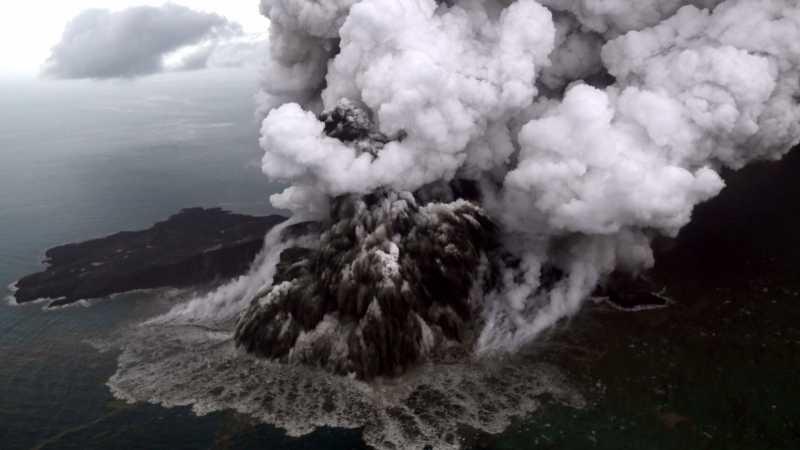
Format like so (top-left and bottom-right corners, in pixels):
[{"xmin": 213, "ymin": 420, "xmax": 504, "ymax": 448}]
[{"xmin": 235, "ymin": 102, "xmax": 500, "ymax": 378}]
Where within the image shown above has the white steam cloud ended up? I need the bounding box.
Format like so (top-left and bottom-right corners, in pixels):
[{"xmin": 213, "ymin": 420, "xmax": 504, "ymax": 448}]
[
  {"xmin": 256, "ymin": 0, "xmax": 800, "ymax": 352},
  {"xmin": 44, "ymin": 4, "xmax": 257, "ymax": 79}
]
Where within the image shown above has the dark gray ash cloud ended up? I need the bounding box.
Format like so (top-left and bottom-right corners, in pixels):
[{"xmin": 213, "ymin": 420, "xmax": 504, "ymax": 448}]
[{"xmin": 43, "ymin": 4, "xmax": 242, "ymax": 79}]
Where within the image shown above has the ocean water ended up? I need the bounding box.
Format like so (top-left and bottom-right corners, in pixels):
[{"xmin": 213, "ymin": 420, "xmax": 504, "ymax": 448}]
[
  {"xmin": 3, "ymin": 71, "xmax": 797, "ymax": 450},
  {"xmin": 0, "ymin": 72, "xmax": 585, "ymax": 450},
  {"xmin": 0, "ymin": 71, "xmax": 366, "ymax": 449}
]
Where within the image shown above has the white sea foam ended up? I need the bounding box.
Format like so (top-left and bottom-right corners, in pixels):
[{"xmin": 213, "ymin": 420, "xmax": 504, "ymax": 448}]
[
  {"xmin": 43, "ymin": 298, "xmax": 94, "ymax": 311},
  {"xmin": 9, "ymin": 295, "xmax": 54, "ymax": 308},
  {"xmin": 108, "ymin": 318, "xmax": 583, "ymax": 450},
  {"xmin": 5, "ymin": 282, "xmax": 18, "ymax": 306},
  {"xmin": 106, "ymin": 217, "xmax": 582, "ymax": 449}
]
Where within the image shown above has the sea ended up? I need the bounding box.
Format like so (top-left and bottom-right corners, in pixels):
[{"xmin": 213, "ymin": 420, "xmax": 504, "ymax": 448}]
[
  {"xmin": 4, "ymin": 69, "xmax": 797, "ymax": 450},
  {"xmin": 0, "ymin": 70, "xmax": 366, "ymax": 449}
]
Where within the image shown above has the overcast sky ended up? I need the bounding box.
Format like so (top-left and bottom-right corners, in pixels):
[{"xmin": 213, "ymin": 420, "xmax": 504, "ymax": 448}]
[{"xmin": 0, "ymin": 1, "xmax": 268, "ymax": 77}]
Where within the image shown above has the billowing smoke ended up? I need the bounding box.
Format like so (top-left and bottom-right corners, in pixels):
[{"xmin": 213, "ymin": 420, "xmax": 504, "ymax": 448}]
[
  {"xmin": 44, "ymin": 4, "xmax": 255, "ymax": 79},
  {"xmin": 240, "ymin": 0, "xmax": 800, "ymax": 374},
  {"xmin": 101, "ymin": 1, "xmax": 800, "ymax": 445}
]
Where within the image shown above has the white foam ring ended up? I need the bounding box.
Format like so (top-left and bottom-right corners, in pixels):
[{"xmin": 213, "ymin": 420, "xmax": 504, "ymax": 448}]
[{"xmin": 107, "ymin": 223, "xmax": 584, "ymax": 449}]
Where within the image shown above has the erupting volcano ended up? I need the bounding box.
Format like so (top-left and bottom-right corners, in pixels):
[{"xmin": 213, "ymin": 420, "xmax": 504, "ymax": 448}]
[
  {"xmin": 107, "ymin": 0, "xmax": 800, "ymax": 448},
  {"xmin": 235, "ymin": 101, "xmax": 503, "ymax": 378},
  {"xmin": 232, "ymin": 0, "xmax": 800, "ymax": 376}
]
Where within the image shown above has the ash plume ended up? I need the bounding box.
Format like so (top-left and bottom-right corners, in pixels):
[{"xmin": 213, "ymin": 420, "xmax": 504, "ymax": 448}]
[
  {"xmin": 242, "ymin": 0, "xmax": 800, "ymax": 371},
  {"xmin": 102, "ymin": 2, "xmax": 800, "ymax": 446}
]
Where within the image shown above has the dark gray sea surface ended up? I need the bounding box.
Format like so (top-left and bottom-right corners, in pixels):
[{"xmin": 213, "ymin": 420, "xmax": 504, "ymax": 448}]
[
  {"xmin": 4, "ymin": 70, "xmax": 797, "ymax": 450},
  {"xmin": 0, "ymin": 71, "xmax": 365, "ymax": 449},
  {"xmin": 0, "ymin": 70, "xmax": 283, "ymax": 275}
]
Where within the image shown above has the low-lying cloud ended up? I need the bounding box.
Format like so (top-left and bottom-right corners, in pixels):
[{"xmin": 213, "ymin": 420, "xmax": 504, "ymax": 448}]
[
  {"xmin": 43, "ymin": 4, "xmax": 249, "ymax": 79},
  {"xmin": 171, "ymin": 35, "xmax": 267, "ymax": 72}
]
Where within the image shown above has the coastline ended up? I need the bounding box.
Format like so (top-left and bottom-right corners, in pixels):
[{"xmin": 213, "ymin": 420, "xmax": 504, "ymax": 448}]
[
  {"xmin": 5, "ymin": 281, "xmax": 18, "ymax": 306},
  {"xmin": 10, "ymin": 208, "xmax": 285, "ymax": 308}
]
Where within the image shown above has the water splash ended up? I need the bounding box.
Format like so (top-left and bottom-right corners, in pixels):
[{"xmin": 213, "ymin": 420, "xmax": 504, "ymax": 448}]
[
  {"xmin": 105, "ymin": 221, "xmax": 582, "ymax": 449},
  {"xmin": 108, "ymin": 318, "xmax": 582, "ymax": 449}
]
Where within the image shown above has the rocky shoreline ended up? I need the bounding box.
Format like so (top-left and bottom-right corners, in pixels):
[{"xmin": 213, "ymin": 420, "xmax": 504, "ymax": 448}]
[{"xmin": 11, "ymin": 208, "xmax": 285, "ymax": 308}]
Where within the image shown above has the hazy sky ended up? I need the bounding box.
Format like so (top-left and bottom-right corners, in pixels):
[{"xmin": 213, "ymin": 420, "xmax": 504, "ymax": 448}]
[{"xmin": 0, "ymin": 1, "xmax": 268, "ymax": 76}]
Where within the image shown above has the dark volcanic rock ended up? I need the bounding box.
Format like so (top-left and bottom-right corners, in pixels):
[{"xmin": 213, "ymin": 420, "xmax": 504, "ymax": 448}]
[
  {"xmin": 235, "ymin": 99, "xmax": 499, "ymax": 379},
  {"xmin": 13, "ymin": 208, "xmax": 286, "ymax": 307},
  {"xmin": 235, "ymin": 186, "xmax": 498, "ymax": 379}
]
